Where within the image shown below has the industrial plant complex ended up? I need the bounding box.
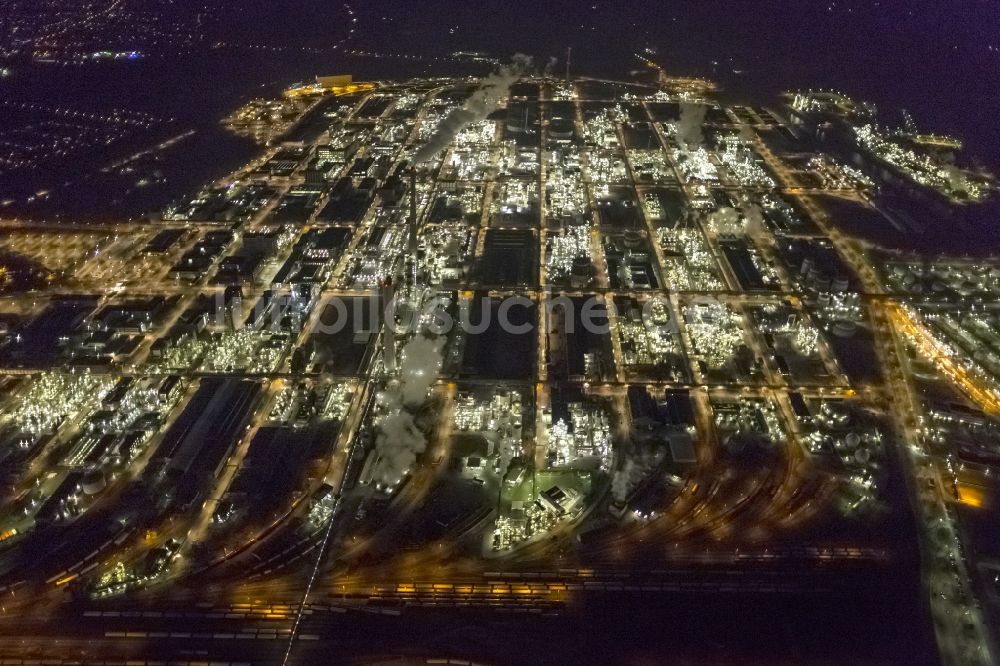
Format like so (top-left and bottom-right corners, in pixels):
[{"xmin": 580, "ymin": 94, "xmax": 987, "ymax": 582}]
[{"xmin": 0, "ymin": 60, "xmax": 999, "ymax": 665}]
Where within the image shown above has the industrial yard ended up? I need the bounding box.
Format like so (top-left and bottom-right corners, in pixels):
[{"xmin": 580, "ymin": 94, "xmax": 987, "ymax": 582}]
[{"xmin": 0, "ymin": 67, "xmax": 996, "ymax": 665}]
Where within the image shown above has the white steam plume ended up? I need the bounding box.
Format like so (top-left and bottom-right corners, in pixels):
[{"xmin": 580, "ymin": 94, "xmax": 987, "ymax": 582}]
[
  {"xmin": 398, "ymin": 335, "xmax": 444, "ymax": 407},
  {"xmin": 742, "ymin": 203, "xmax": 765, "ymax": 235},
  {"xmin": 708, "ymin": 206, "xmax": 741, "ymax": 234},
  {"xmin": 676, "ymin": 102, "xmax": 707, "ymax": 150},
  {"xmin": 942, "ymin": 166, "xmax": 969, "ymax": 195},
  {"xmin": 611, "ymin": 459, "xmax": 639, "ymax": 505},
  {"xmin": 412, "ymin": 54, "xmax": 533, "ymax": 164},
  {"xmin": 370, "ymin": 333, "xmax": 444, "ymax": 489}
]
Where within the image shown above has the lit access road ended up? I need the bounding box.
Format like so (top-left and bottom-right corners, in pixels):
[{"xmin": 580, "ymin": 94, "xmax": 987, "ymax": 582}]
[
  {"xmin": 754, "ymin": 131, "xmax": 995, "ymax": 666},
  {"xmin": 0, "ymin": 73, "xmax": 975, "ymax": 666}
]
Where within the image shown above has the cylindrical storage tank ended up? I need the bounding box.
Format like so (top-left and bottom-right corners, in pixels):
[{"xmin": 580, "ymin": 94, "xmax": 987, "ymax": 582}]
[
  {"xmin": 81, "ymin": 469, "xmax": 107, "ymax": 496},
  {"xmin": 623, "ymin": 231, "xmax": 643, "ymax": 249},
  {"xmin": 832, "ymin": 319, "xmax": 857, "ymax": 338}
]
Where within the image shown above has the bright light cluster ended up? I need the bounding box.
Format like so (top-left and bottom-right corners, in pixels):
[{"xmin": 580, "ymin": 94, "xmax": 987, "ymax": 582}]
[
  {"xmin": 642, "ymin": 192, "xmax": 664, "ymax": 220},
  {"xmin": 582, "ymin": 108, "xmax": 624, "ymax": 148},
  {"xmin": 94, "ymin": 380, "xmax": 179, "ymax": 434},
  {"xmin": 923, "ymin": 309, "xmax": 1000, "ymax": 399},
  {"xmin": 546, "ymin": 227, "xmax": 591, "ymax": 280},
  {"xmin": 454, "ymin": 390, "xmax": 523, "ymax": 475},
  {"xmin": 547, "ymin": 402, "xmax": 612, "ymax": 469},
  {"xmin": 7, "ymin": 372, "xmax": 112, "ymax": 435},
  {"xmin": 856, "ymin": 125, "xmax": 989, "ymax": 201},
  {"xmin": 499, "ymin": 142, "xmax": 539, "ymax": 176},
  {"xmin": 807, "ymin": 155, "xmax": 874, "ymax": 190},
  {"xmin": 343, "ymin": 225, "xmax": 408, "ymax": 289},
  {"xmin": 793, "ymin": 323, "xmax": 820, "ymax": 356},
  {"xmin": 493, "ymin": 502, "xmax": 558, "ymax": 551},
  {"xmin": 658, "ymin": 228, "xmax": 725, "ymax": 291},
  {"xmin": 746, "ymin": 242, "xmax": 782, "ymax": 288},
  {"xmin": 201, "ymin": 329, "xmax": 287, "ymax": 373},
  {"xmin": 616, "ymin": 300, "xmax": 680, "ymax": 368},
  {"xmin": 320, "ymin": 382, "xmax": 353, "ymax": 420},
  {"xmin": 422, "ymin": 224, "xmax": 475, "ymax": 285},
  {"xmin": 684, "ymin": 302, "xmax": 744, "ymax": 369},
  {"xmin": 672, "ymin": 148, "xmax": 719, "ymax": 184},
  {"xmin": 495, "ymin": 179, "xmax": 537, "ymax": 214},
  {"xmin": 455, "ymin": 120, "xmax": 495, "ymax": 147},
  {"xmin": 545, "ymin": 150, "xmax": 587, "ymax": 220},
  {"xmin": 447, "ymin": 148, "xmax": 493, "ymax": 180},
  {"xmin": 715, "ymin": 397, "xmax": 785, "ymax": 445},
  {"xmin": 586, "ymin": 152, "xmax": 628, "ymax": 184},
  {"xmin": 628, "ymin": 149, "xmax": 674, "ymax": 182},
  {"xmin": 720, "ymin": 146, "xmax": 776, "ymax": 188}
]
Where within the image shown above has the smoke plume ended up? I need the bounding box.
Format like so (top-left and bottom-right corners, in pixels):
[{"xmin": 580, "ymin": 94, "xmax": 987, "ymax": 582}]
[
  {"xmin": 398, "ymin": 334, "xmax": 444, "ymax": 407},
  {"xmin": 942, "ymin": 166, "xmax": 969, "ymax": 195},
  {"xmin": 676, "ymin": 102, "xmax": 707, "ymax": 150},
  {"xmin": 742, "ymin": 203, "xmax": 765, "ymax": 235},
  {"xmin": 708, "ymin": 206, "xmax": 741, "ymax": 234},
  {"xmin": 611, "ymin": 459, "xmax": 640, "ymax": 505},
  {"xmin": 413, "ymin": 54, "xmax": 533, "ymax": 164},
  {"xmin": 370, "ymin": 333, "xmax": 444, "ymax": 488},
  {"xmin": 371, "ymin": 401, "xmax": 423, "ymax": 490}
]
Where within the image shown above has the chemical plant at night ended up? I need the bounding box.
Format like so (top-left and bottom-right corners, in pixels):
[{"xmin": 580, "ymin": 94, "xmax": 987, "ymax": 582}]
[{"xmin": 0, "ymin": 60, "xmax": 998, "ymax": 665}]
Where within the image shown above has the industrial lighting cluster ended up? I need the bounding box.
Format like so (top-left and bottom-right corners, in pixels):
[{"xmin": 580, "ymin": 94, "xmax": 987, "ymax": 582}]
[
  {"xmin": 658, "ymin": 228, "xmax": 725, "ymax": 291},
  {"xmin": 720, "ymin": 145, "xmax": 776, "ymax": 188},
  {"xmin": 642, "ymin": 191, "xmax": 664, "ymax": 221},
  {"xmin": 499, "ymin": 142, "xmax": 539, "ymax": 176},
  {"xmin": 421, "ymin": 224, "xmax": 475, "ymax": 285},
  {"xmin": 94, "ymin": 379, "xmax": 180, "ymax": 434},
  {"xmin": 268, "ymin": 385, "xmax": 296, "ymax": 422},
  {"xmin": 884, "ymin": 260, "xmax": 1000, "ymax": 297},
  {"xmin": 454, "ymin": 390, "xmax": 524, "ymax": 474},
  {"xmin": 455, "ymin": 120, "xmax": 495, "ymax": 147},
  {"xmin": 582, "ymin": 108, "xmax": 624, "ymax": 148},
  {"xmin": 615, "ymin": 300, "xmax": 681, "ymax": 368},
  {"xmin": 545, "ymin": 150, "xmax": 587, "ymax": 221},
  {"xmin": 441, "ymin": 120, "xmax": 496, "ymax": 181},
  {"xmin": 552, "ymin": 82, "xmax": 576, "ymax": 100},
  {"xmin": 546, "ymin": 227, "xmax": 591, "ymax": 281},
  {"xmin": 672, "ymin": 148, "xmax": 719, "ymax": 184},
  {"xmin": 587, "ymin": 152, "xmax": 629, "ymax": 184},
  {"xmin": 492, "ymin": 502, "xmax": 559, "ymax": 551},
  {"xmin": 494, "ymin": 179, "xmax": 537, "ymax": 215},
  {"xmin": 8, "ymin": 372, "xmax": 113, "ymax": 435},
  {"xmin": 753, "ymin": 303, "xmax": 820, "ymax": 356},
  {"xmin": 855, "ymin": 125, "xmax": 989, "ymax": 201},
  {"xmin": 447, "ymin": 147, "xmax": 493, "ymax": 180},
  {"xmin": 806, "ymin": 155, "xmax": 874, "ymax": 190},
  {"xmin": 153, "ymin": 334, "xmax": 208, "ymax": 372},
  {"xmin": 746, "ymin": 242, "xmax": 782, "ymax": 289},
  {"xmin": 343, "ymin": 225, "xmax": 409, "ymax": 289},
  {"xmin": 826, "ymin": 291, "xmax": 862, "ymax": 319},
  {"xmin": 792, "ymin": 321, "xmax": 821, "ymax": 356},
  {"xmin": 201, "ymin": 329, "xmax": 288, "ymax": 374},
  {"xmin": 684, "ymin": 302, "xmax": 744, "ymax": 369},
  {"xmin": 922, "ymin": 308, "xmax": 1000, "ymax": 397},
  {"xmin": 714, "ymin": 397, "xmax": 785, "ymax": 446},
  {"xmin": 307, "ymin": 488, "xmax": 338, "ymax": 529},
  {"xmin": 809, "ymin": 402, "xmax": 884, "ymax": 511},
  {"xmin": 547, "ymin": 402, "xmax": 612, "ymax": 469},
  {"xmin": 223, "ymin": 98, "xmax": 310, "ymax": 144},
  {"xmin": 627, "ymin": 149, "xmax": 674, "ymax": 182}
]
